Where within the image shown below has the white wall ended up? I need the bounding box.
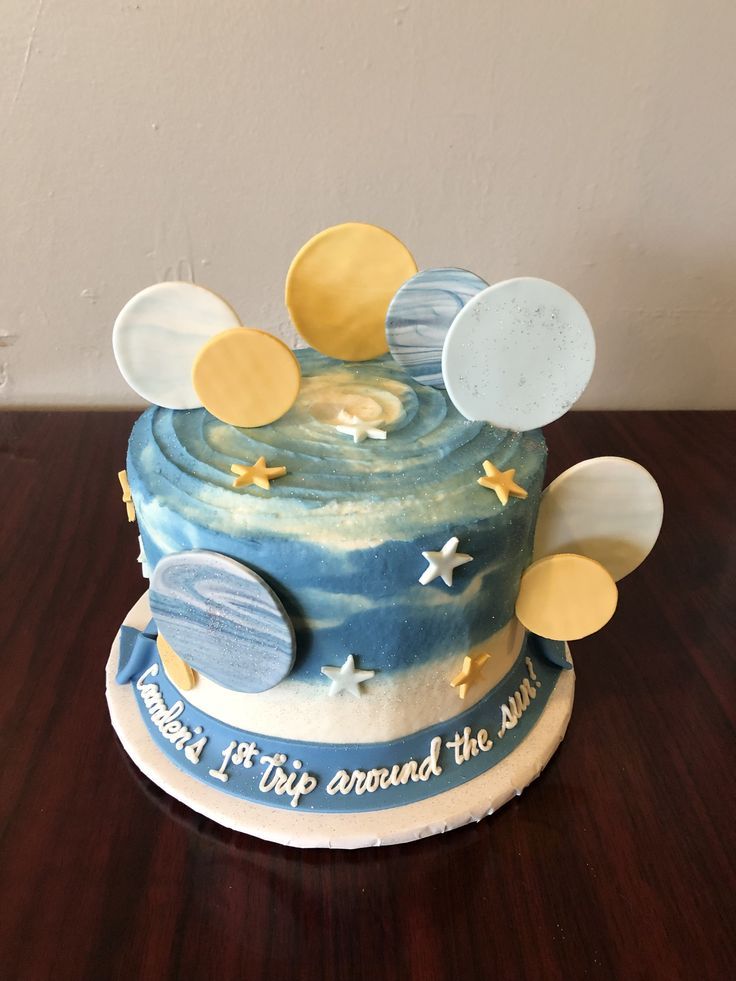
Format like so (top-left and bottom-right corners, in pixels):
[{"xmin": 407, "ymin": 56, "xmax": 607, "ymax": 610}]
[{"xmin": 1, "ymin": 0, "xmax": 734, "ymax": 409}]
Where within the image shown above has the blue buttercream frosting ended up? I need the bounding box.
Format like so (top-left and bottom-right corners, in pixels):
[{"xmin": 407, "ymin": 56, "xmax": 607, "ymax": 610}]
[{"xmin": 127, "ymin": 350, "xmax": 547, "ymax": 681}]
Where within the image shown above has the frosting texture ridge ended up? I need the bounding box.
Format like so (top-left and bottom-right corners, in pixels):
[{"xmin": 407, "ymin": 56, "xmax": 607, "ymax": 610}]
[{"xmin": 129, "ymin": 351, "xmax": 544, "ymax": 544}]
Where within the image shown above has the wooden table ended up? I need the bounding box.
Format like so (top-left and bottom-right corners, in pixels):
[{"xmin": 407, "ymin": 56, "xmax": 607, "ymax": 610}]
[{"xmin": 1, "ymin": 410, "xmax": 733, "ymax": 981}]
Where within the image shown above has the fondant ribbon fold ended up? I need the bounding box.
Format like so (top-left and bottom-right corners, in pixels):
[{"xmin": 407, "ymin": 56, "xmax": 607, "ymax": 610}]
[{"xmin": 116, "ymin": 623, "xmax": 157, "ymax": 684}]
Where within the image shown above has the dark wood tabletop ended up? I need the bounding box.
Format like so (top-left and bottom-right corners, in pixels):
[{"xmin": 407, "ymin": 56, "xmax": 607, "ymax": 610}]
[{"xmin": 0, "ymin": 409, "xmax": 733, "ymax": 981}]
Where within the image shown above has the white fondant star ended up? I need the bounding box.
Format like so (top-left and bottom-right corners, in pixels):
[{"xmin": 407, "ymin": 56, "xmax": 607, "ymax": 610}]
[
  {"xmin": 137, "ymin": 535, "xmax": 151, "ymax": 579},
  {"xmin": 321, "ymin": 654, "xmax": 376, "ymax": 697},
  {"xmin": 419, "ymin": 536, "xmax": 473, "ymax": 587},
  {"xmin": 335, "ymin": 410, "xmax": 387, "ymax": 444}
]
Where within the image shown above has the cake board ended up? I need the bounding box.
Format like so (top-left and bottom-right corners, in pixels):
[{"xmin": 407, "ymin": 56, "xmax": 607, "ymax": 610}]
[{"xmin": 106, "ymin": 595, "xmax": 575, "ymax": 849}]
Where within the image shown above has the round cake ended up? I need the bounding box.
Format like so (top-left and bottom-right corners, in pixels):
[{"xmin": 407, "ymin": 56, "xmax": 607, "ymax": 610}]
[
  {"xmin": 107, "ymin": 223, "xmax": 661, "ymax": 846},
  {"xmin": 126, "ymin": 351, "xmax": 551, "ymax": 741},
  {"xmin": 111, "ymin": 348, "xmax": 572, "ymax": 833}
]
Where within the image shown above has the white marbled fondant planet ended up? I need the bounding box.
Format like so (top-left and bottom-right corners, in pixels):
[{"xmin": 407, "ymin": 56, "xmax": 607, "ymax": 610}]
[
  {"xmin": 149, "ymin": 550, "xmax": 296, "ymax": 693},
  {"xmin": 442, "ymin": 277, "xmax": 595, "ymax": 431},
  {"xmin": 533, "ymin": 457, "xmax": 663, "ymax": 581},
  {"xmin": 112, "ymin": 282, "xmax": 242, "ymax": 408},
  {"xmin": 385, "ymin": 267, "xmax": 488, "ymax": 388}
]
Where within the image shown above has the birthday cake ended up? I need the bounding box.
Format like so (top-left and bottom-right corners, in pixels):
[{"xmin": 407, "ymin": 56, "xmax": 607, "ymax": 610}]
[{"xmin": 106, "ymin": 222, "xmax": 663, "ymax": 848}]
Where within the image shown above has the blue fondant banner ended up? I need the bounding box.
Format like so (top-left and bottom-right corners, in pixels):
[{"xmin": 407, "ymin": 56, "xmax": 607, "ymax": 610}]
[{"xmin": 117, "ymin": 626, "xmax": 565, "ymax": 813}]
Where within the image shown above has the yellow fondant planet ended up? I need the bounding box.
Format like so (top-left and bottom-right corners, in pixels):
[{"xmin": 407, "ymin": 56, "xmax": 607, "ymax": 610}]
[
  {"xmin": 192, "ymin": 328, "xmax": 301, "ymax": 428},
  {"xmin": 285, "ymin": 222, "xmax": 417, "ymax": 361},
  {"xmin": 515, "ymin": 553, "xmax": 618, "ymax": 641}
]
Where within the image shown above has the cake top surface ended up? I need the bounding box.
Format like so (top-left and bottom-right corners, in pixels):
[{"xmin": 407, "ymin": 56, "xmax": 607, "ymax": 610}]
[{"xmin": 128, "ymin": 349, "xmax": 546, "ymax": 547}]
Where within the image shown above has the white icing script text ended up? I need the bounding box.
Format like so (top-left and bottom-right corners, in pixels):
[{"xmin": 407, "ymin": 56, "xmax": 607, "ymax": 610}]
[
  {"xmin": 134, "ymin": 657, "xmax": 546, "ymax": 807},
  {"xmin": 445, "ymin": 726, "xmax": 493, "ymax": 764},
  {"xmin": 326, "ymin": 735, "xmax": 443, "ymax": 796},
  {"xmin": 207, "ymin": 740, "xmax": 317, "ymax": 807},
  {"xmin": 259, "ymin": 753, "xmax": 318, "ymax": 808},
  {"xmin": 496, "ymin": 657, "xmax": 542, "ymax": 739},
  {"xmin": 136, "ymin": 665, "xmax": 208, "ymax": 763}
]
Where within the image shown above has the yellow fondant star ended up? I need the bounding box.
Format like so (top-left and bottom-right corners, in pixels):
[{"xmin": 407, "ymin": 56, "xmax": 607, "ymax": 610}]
[
  {"xmin": 230, "ymin": 456, "xmax": 287, "ymax": 490},
  {"xmin": 477, "ymin": 459, "xmax": 528, "ymax": 506},
  {"xmin": 450, "ymin": 652, "xmax": 491, "ymax": 700},
  {"xmin": 118, "ymin": 470, "xmax": 135, "ymax": 522}
]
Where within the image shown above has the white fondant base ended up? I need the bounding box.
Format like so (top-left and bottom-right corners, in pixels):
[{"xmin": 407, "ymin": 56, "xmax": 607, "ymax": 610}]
[{"xmin": 106, "ymin": 595, "xmax": 575, "ymax": 849}]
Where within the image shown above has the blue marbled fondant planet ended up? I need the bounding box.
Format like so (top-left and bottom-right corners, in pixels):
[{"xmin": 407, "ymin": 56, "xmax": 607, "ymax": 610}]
[
  {"xmin": 386, "ymin": 267, "xmax": 488, "ymax": 388},
  {"xmin": 149, "ymin": 550, "xmax": 296, "ymax": 693}
]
